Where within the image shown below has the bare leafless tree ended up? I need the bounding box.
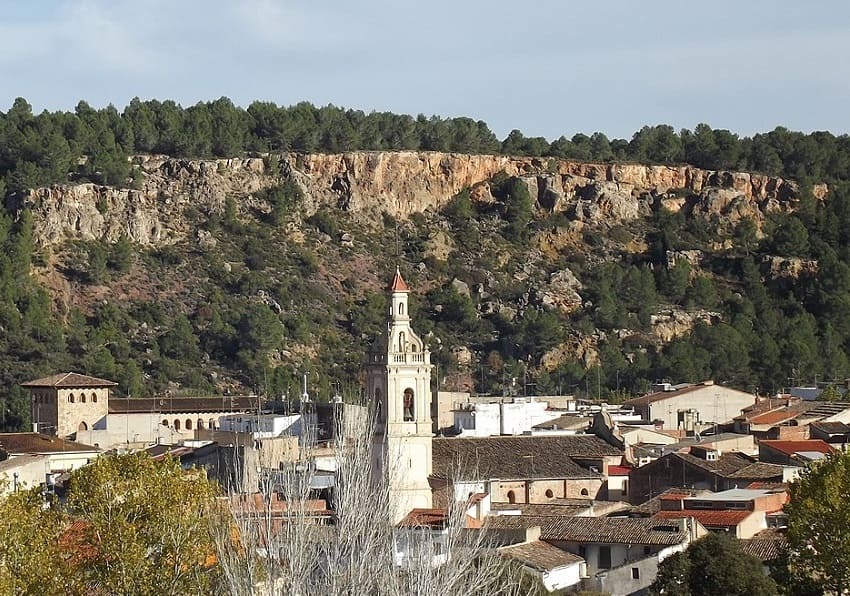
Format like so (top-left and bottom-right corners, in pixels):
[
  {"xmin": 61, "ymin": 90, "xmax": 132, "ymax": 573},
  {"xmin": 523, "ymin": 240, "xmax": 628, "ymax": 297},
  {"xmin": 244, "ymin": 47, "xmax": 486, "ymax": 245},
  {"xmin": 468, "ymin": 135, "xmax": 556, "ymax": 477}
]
[{"xmin": 213, "ymin": 406, "xmax": 527, "ymax": 595}]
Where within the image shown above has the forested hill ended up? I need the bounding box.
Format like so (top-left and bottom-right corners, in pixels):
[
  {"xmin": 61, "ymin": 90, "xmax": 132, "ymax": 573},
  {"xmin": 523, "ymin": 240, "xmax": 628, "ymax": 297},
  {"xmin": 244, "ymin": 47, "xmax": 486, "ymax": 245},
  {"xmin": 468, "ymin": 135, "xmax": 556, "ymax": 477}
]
[{"xmin": 1, "ymin": 97, "xmax": 850, "ymax": 432}]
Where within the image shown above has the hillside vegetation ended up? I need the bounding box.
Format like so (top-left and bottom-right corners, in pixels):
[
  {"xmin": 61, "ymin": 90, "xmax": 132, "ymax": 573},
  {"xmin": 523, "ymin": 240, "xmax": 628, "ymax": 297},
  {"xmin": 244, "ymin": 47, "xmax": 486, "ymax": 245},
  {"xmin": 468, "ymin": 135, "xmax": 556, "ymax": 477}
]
[{"xmin": 1, "ymin": 97, "xmax": 850, "ymax": 430}]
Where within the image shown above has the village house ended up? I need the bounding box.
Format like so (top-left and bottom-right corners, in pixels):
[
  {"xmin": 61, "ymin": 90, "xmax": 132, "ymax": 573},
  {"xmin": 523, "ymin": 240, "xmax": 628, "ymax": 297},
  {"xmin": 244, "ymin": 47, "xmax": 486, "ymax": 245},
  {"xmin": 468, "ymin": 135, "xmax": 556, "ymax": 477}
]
[
  {"xmin": 430, "ymin": 435, "xmax": 624, "ymax": 505},
  {"xmin": 758, "ymin": 439, "xmax": 835, "ymax": 465},
  {"xmin": 652, "ymin": 487, "xmax": 788, "ymax": 538},
  {"xmin": 489, "ymin": 516, "xmax": 707, "ymax": 595},
  {"xmin": 622, "ymin": 381, "xmax": 756, "ymax": 431},
  {"xmin": 628, "ymin": 445, "xmax": 787, "ymax": 504},
  {"xmin": 499, "ymin": 536, "xmax": 586, "ymax": 592}
]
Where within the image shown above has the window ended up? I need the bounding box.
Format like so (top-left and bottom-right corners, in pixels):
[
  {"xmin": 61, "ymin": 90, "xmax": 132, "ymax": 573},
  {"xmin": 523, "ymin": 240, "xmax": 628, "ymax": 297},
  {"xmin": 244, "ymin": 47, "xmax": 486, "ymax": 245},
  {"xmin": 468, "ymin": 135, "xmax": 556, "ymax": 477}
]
[
  {"xmin": 403, "ymin": 388, "xmax": 415, "ymax": 421},
  {"xmin": 162, "ymin": 419, "xmax": 169, "ymax": 426},
  {"xmin": 622, "ymin": 481, "xmax": 628, "ymax": 495},
  {"xmin": 433, "ymin": 542, "xmax": 442, "ymax": 556},
  {"xmin": 507, "ymin": 490, "xmax": 516, "ymax": 504},
  {"xmin": 580, "ymin": 488, "xmax": 589, "ymax": 497},
  {"xmin": 78, "ymin": 421, "xmax": 88, "ymax": 431},
  {"xmin": 209, "ymin": 418, "xmax": 215, "ymax": 429},
  {"xmin": 69, "ymin": 393, "xmax": 75, "ymax": 403},
  {"xmin": 185, "ymin": 419, "xmax": 192, "ymax": 430},
  {"xmin": 198, "ymin": 419, "xmax": 205, "ymax": 430},
  {"xmin": 174, "ymin": 419, "xmax": 181, "ymax": 431},
  {"xmin": 92, "ymin": 393, "xmax": 97, "ymax": 403},
  {"xmin": 632, "ymin": 568, "xmax": 640, "ymax": 580},
  {"xmin": 545, "ymin": 489, "xmax": 554, "ymax": 498},
  {"xmin": 80, "ymin": 394, "xmax": 86, "ymax": 403},
  {"xmin": 398, "ymin": 302, "xmax": 404, "ymax": 316},
  {"xmin": 643, "ymin": 546, "xmax": 651, "ymax": 555}
]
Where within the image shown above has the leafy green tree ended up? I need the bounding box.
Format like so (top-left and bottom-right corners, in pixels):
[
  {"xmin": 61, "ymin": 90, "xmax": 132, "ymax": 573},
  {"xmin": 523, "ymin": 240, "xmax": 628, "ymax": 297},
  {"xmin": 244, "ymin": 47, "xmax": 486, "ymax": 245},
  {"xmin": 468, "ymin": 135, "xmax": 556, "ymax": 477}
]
[
  {"xmin": 786, "ymin": 450, "xmax": 850, "ymax": 594},
  {"xmin": 0, "ymin": 486, "xmax": 77, "ymax": 595},
  {"xmin": 650, "ymin": 532, "xmax": 777, "ymax": 596},
  {"xmin": 67, "ymin": 453, "xmax": 221, "ymax": 595}
]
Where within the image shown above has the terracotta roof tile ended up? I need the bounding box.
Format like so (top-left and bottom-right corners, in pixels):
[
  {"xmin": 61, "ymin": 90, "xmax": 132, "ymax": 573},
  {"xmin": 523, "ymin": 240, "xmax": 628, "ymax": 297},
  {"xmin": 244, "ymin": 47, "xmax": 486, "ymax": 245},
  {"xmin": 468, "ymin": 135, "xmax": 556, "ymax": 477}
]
[
  {"xmin": 500, "ymin": 541, "xmax": 583, "ymax": 571},
  {"xmin": 21, "ymin": 372, "xmax": 118, "ymax": 388},
  {"xmin": 654, "ymin": 509, "xmax": 753, "ymax": 527},
  {"xmin": 740, "ymin": 529, "xmax": 787, "ymax": 561},
  {"xmin": 432, "ymin": 435, "xmax": 621, "ymax": 481},
  {"xmin": 541, "ymin": 516, "xmax": 690, "ymax": 546},
  {"xmin": 0, "ymin": 433, "xmax": 99, "ymax": 454},
  {"xmin": 749, "ymin": 410, "xmax": 801, "ymax": 425},
  {"xmin": 760, "ymin": 439, "xmax": 835, "ymax": 456},
  {"xmin": 389, "ymin": 267, "xmax": 410, "ymax": 292}
]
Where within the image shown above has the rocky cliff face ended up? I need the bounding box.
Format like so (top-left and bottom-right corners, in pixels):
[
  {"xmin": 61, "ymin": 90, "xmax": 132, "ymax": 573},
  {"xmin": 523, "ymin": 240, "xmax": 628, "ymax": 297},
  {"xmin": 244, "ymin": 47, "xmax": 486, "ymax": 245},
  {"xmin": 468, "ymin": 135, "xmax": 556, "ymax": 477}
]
[{"xmin": 11, "ymin": 151, "xmax": 826, "ymax": 247}]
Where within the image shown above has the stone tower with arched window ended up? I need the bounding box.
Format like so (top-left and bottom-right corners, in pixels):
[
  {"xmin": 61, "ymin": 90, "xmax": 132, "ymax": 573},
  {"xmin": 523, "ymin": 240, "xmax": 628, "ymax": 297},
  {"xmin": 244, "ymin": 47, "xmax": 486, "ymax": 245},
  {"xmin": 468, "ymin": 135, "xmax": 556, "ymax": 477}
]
[{"xmin": 365, "ymin": 267, "xmax": 434, "ymax": 522}]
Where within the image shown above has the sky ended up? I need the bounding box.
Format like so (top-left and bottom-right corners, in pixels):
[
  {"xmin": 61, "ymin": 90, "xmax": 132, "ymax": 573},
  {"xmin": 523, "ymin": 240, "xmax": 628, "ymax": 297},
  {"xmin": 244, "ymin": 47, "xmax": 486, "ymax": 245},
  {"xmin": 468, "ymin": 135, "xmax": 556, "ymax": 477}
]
[{"xmin": 2, "ymin": 0, "xmax": 849, "ymax": 141}]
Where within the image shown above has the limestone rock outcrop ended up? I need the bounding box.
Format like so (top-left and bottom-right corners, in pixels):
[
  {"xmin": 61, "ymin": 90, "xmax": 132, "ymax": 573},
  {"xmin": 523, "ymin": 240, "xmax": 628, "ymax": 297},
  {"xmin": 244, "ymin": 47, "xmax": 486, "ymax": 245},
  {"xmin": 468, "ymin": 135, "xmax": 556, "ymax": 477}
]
[{"xmin": 11, "ymin": 151, "xmax": 821, "ymax": 247}]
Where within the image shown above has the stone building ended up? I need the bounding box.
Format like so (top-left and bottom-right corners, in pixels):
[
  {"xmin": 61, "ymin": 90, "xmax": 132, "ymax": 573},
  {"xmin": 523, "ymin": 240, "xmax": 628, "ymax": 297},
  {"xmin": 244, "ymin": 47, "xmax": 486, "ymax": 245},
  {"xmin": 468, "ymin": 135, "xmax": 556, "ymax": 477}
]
[{"xmin": 23, "ymin": 372, "xmax": 116, "ymax": 437}]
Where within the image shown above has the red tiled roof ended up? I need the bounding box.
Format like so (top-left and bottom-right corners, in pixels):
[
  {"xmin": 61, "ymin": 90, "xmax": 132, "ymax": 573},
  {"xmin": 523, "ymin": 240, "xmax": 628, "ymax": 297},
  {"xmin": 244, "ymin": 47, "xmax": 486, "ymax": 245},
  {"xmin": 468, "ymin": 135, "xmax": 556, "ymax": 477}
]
[
  {"xmin": 21, "ymin": 372, "xmax": 118, "ymax": 388},
  {"xmin": 655, "ymin": 509, "xmax": 752, "ymax": 527},
  {"xmin": 749, "ymin": 410, "xmax": 800, "ymax": 425},
  {"xmin": 398, "ymin": 508, "xmax": 449, "ymax": 528},
  {"xmin": 760, "ymin": 439, "xmax": 835, "ymax": 456},
  {"xmin": 389, "ymin": 267, "xmax": 409, "ymax": 292},
  {"xmin": 608, "ymin": 465, "xmax": 632, "ymax": 476}
]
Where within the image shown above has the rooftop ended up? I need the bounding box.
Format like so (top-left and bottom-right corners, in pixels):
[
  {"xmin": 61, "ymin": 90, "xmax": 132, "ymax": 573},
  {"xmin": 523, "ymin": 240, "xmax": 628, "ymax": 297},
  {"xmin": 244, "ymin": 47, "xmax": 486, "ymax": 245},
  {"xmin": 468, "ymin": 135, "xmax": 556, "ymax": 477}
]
[
  {"xmin": 740, "ymin": 529, "xmax": 788, "ymax": 562},
  {"xmin": 389, "ymin": 267, "xmax": 409, "ymax": 292},
  {"xmin": 760, "ymin": 439, "xmax": 835, "ymax": 456},
  {"xmin": 542, "ymin": 516, "xmax": 690, "ymax": 546},
  {"xmin": 432, "ymin": 435, "xmax": 621, "ymax": 481},
  {"xmin": 654, "ymin": 509, "xmax": 753, "ymax": 527},
  {"xmin": 811, "ymin": 421, "xmax": 850, "ymax": 435},
  {"xmin": 500, "ymin": 541, "xmax": 583, "ymax": 572},
  {"xmin": 21, "ymin": 372, "xmax": 118, "ymax": 389},
  {"xmin": 108, "ymin": 395, "xmax": 260, "ymax": 414},
  {"xmin": 0, "ymin": 433, "xmax": 99, "ymax": 454}
]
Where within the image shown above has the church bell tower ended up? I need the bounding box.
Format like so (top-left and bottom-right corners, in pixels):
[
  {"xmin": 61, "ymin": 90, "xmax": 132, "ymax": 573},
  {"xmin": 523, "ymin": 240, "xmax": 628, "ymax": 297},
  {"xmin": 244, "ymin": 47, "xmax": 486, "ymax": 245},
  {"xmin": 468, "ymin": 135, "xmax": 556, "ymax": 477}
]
[{"xmin": 366, "ymin": 267, "xmax": 434, "ymax": 522}]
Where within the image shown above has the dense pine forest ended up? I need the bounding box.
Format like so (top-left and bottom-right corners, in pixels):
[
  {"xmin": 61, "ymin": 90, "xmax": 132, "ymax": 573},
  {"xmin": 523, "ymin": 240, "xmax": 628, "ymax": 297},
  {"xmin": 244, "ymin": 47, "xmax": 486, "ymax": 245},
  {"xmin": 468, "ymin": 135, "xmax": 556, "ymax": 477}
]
[{"xmin": 2, "ymin": 96, "xmax": 850, "ymax": 431}]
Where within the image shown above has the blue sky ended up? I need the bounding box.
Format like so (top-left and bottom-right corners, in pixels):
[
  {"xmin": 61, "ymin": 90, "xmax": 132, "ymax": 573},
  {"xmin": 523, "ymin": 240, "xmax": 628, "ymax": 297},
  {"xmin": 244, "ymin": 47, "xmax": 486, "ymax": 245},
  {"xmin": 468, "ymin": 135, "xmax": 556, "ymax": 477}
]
[{"xmin": 2, "ymin": 0, "xmax": 849, "ymax": 140}]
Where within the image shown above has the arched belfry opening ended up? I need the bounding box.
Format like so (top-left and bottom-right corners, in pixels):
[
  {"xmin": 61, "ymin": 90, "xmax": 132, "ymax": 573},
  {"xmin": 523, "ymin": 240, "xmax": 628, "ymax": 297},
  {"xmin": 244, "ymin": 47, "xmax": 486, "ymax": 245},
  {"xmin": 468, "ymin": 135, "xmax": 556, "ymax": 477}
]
[{"xmin": 403, "ymin": 388, "xmax": 415, "ymax": 421}]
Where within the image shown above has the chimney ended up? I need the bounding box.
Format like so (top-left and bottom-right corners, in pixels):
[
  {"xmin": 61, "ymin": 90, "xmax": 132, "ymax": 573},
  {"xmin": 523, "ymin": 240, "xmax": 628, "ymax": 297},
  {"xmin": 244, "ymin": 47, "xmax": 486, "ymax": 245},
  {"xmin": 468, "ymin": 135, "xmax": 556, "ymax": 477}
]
[{"xmin": 32, "ymin": 422, "xmax": 38, "ymax": 433}]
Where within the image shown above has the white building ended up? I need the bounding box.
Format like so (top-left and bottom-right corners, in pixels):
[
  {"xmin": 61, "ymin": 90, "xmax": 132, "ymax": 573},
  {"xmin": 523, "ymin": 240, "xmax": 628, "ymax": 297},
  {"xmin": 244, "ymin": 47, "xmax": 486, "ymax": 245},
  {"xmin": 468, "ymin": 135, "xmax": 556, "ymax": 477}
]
[
  {"xmin": 218, "ymin": 413, "xmax": 303, "ymax": 439},
  {"xmin": 453, "ymin": 398, "xmax": 563, "ymax": 437}
]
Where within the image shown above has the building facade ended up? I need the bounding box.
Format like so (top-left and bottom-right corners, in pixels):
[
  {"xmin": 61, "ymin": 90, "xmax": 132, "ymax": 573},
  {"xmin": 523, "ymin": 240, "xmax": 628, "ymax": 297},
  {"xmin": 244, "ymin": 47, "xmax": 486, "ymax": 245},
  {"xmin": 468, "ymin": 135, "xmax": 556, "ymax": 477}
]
[{"xmin": 23, "ymin": 373, "xmax": 117, "ymax": 438}]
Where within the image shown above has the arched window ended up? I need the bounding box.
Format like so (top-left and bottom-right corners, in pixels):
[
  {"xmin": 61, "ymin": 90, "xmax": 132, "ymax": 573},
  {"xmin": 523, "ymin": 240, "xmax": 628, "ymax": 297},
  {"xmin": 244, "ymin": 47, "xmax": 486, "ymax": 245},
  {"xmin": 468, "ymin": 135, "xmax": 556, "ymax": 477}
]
[
  {"xmin": 162, "ymin": 419, "xmax": 169, "ymax": 426},
  {"xmin": 69, "ymin": 393, "xmax": 75, "ymax": 403},
  {"xmin": 92, "ymin": 393, "xmax": 97, "ymax": 403},
  {"xmin": 80, "ymin": 394, "xmax": 86, "ymax": 403},
  {"xmin": 403, "ymin": 388, "xmax": 414, "ymax": 421},
  {"xmin": 197, "ymin": 419, "xmax": 205, "ymax": 430},
  {"xmin": 545, "ymin": 489, "xmax": 554, "ymax": 498},
  {"xmin": 398, "ymin": 302, "xmax": 404, "ymax": 316},
  {"xmin": 507, "ymin": 490, "xmax": 516, "ymax": 504},
  {"xmin": 580, "ymin": 488, "xmax": 589, "ymax": 497},
  {"xmin": 174, "ymin": 419, "xmax": 181, "ymax": 431},
  {"xmin": 78, "ymin": 421, "xmax": 88, "ymax": 431},
  {"xmin": 209, "ymin": 418, "xmax": 215, "ymax": 429},
  {"xmin": 185, "ymin": 419, "xmax": 192, "ymax": 430}
]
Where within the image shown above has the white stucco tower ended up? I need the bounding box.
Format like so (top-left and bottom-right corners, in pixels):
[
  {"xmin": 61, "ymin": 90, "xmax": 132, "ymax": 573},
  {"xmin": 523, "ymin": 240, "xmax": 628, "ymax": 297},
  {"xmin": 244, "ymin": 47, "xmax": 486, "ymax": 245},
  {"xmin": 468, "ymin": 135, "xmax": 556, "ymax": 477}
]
[{"xmin": 366, "ymin": 267, "xmax": 434, "ymax": 522}]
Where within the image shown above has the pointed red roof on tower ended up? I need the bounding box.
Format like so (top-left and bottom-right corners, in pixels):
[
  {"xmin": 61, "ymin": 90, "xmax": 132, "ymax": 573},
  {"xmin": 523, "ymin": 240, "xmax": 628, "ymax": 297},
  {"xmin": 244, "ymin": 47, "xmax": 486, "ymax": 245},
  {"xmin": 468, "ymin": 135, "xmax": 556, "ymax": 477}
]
[{"xmin": 389, "ymin": 267, "xmax": 410, "ymax": 292}]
